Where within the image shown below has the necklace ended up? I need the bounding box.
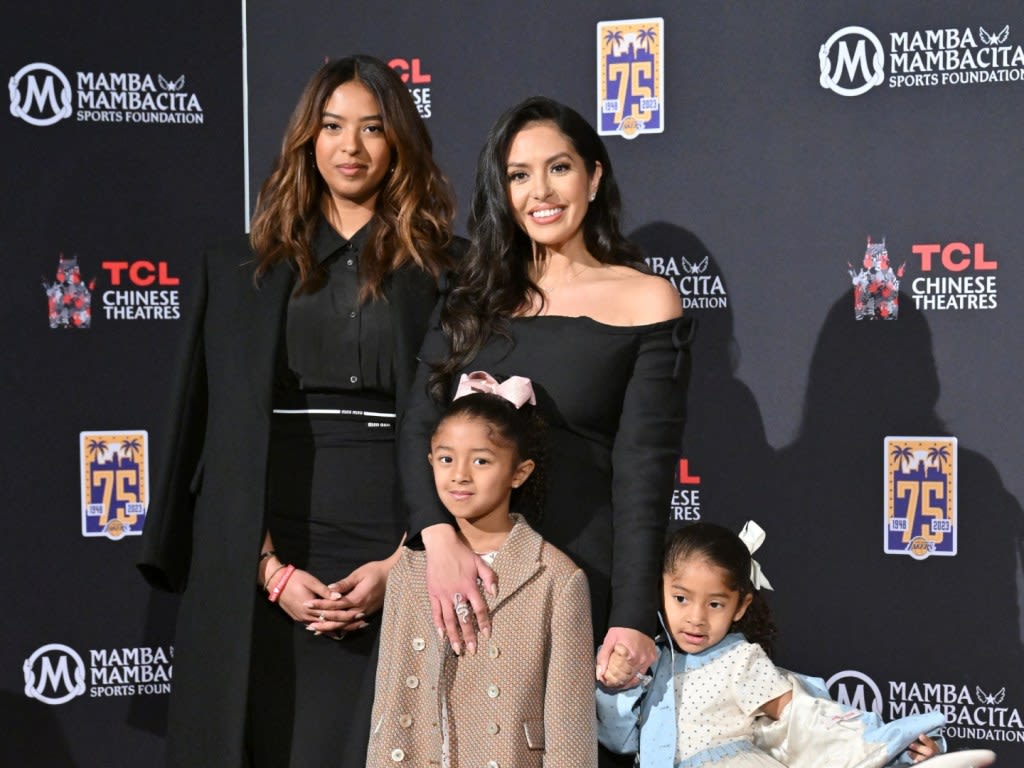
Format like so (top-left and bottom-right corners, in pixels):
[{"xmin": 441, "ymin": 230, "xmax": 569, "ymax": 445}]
[{"xmin": 536, "ymin": 261, "xmax": 603, "ymax": 293}]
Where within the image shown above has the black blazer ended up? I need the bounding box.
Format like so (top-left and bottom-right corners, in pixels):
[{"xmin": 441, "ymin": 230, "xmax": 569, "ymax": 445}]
[{"xmin": 137, "ymin": 233, "xmax": 456, "ymax": 767}]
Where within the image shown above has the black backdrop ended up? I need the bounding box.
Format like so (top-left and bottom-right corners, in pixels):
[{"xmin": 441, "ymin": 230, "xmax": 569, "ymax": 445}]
[{"xmin": 4, "ymin": 1, "xmax": 1023, "ymax": 764}]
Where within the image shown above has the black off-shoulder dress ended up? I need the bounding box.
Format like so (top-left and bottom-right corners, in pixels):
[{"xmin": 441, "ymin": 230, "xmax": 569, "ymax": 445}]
[{"xmin": 400, "ymin": 313, "xmax": 694, "ymax": 641}]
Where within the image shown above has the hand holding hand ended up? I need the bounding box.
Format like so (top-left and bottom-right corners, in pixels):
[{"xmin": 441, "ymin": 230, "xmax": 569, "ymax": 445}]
[
  {"xmin": 596, "ymin": 626, "xmax": 656, "ymax": 689},
  {"xmin": 597, "ymin": 643, "xmax": 636, "ymax": 688}
]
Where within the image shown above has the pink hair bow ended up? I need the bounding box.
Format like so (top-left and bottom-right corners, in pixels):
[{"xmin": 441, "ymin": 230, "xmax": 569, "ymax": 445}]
[{"xmin": 454, "ymin": 371, "xmax": 537, "ymax": 409}]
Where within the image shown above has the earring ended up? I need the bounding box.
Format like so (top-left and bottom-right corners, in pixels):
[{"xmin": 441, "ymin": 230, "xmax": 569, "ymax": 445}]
[{"xmin": 589, "ymin": 192, "xmax": 596, "ymax": 202}]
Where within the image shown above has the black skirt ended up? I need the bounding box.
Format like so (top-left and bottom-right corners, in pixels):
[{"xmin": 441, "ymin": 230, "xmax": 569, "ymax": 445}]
[{"xmin": 248, "ymin": 391, "xmax": 403, "ymax": 768}]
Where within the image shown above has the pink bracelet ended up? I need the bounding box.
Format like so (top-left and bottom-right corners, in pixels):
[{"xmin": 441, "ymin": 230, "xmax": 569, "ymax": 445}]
[{"xmin": 267, "ymin": 564, "xmax": 296, "ymax": 603}]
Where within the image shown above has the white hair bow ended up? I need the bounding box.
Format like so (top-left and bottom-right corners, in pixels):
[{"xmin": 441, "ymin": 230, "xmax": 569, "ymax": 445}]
[{"xmin": 738, "ymin": 520, "xmax": 773, "ymax": 591}]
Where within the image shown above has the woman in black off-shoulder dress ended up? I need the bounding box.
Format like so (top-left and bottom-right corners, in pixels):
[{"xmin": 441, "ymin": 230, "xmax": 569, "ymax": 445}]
[{"xmin": 398, "ymin": 98, "xmax": 693, "ymax": 767}]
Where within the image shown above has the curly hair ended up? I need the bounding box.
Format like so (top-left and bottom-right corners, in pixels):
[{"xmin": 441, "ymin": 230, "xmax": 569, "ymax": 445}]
[
  {"xmin": 433, "ymin": 392, "xmax": 547, "ymax": 527},
  {"xmin": 427, "ymin": 96, "xmax": 647, "ymax": 401},
  {"xmin": 663, "ymin": 522, "xmax": 778, "ymax": 657},
  {"xmin": 250, "ymin": 55, "xmax": 455, "ymax": 298}
]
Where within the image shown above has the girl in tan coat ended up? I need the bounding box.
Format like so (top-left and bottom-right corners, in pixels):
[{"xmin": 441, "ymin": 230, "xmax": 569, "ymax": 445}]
[{"xmin": 368, "ymin": 373, "xmax": 596, "ymax": 768}]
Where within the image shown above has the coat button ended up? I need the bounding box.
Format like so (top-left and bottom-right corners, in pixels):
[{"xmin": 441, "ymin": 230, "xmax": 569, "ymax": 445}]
[
  {"xmin": 485, "ymin": 721, "xmax": 500, "ymax": 735},
  {"xmin": 390, "ymin": 748, "xmax": 405, "ymax": 762},
  {"xmin": 486, "ymin": 684, "xmax": 500, "ymax": 698},
  {"xmin": 485, "ymin": 761, "xmax": 499, "ymax": 768},
  {"xmin": 487, "ymin": 643, "xmax": 500, "ymax": 659},
  {"xmin": 411, "ymin": 637, "xmax": 426, "ymax": 651},
  {"xmin": 349, "ymin": 375, "xmax": 359, "ymax": 384},
  {"xmin": 399, "ymin": 714, "xmax": 413, "ymax": 728},
  {"xmin": 406, "ymin": 675, "xmax": 419, "ymax": 689}
]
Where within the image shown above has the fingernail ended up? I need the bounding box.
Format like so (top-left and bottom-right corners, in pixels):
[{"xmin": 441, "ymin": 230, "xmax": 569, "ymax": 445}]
[
  {"xmin": 305, "ymin": 625, "xmax": 317, "ymax": 632},
  {"xmin": 329, "ymin": 592, "xmax": 342, "ymax": 600},
  {"xmin": 303, "ymin": 601, "xmax": 313, "ymax": 608},
  {"xmin": 355, "ymin": 612, "xmax": 365, "ymax": 619},
  {"xmin": 452, "ymin": 643, "xmax": 461, "ymax": 656},
  {"xmin": 436, "ymin": 626, "xmax": 444, "ymax": 640},
  {"xmin": 467, "ymin": 641, "xmax": 476, "ymax": 656},
  {"xmin": 488, "ymin": 584, "xmax": 498, "ymax": 596},
  {"xmin": 480, "ymin": 626, "xmax": 491, "ymax": 640}
]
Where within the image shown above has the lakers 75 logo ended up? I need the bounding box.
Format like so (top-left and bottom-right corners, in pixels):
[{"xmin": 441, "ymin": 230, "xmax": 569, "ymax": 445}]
[
  {"xmin": 884, "ymin": 436, "xmax": 957, "ymax": 559},
  {"xmin": 597, "ymin": 17, "xmax": 664, "ymax": 139},
  {"xmin": 80, "ymin": 430, "xmax": 149, "ymax": 539}
]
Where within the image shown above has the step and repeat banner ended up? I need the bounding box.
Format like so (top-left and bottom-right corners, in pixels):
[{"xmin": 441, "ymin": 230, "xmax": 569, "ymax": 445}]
[
  {"xmin": 2, "ymin": 3, "xmax": 243, "ymax": 765},
  {"xmin": 5, "ymin": 1, "xmax": 1023, "ymax": 764}
]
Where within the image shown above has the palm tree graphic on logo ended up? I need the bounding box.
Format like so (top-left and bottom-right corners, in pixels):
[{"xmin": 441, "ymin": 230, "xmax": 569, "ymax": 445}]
[
  {"xmin": 636, "ymin": 26, "xmax": 658, "ymax": 54},
  {"xmin": 603, "ymin": 29, "xmax": 624, "ymax": 52},
  {"xmin": 86, "ymin": 438, "xmax": 109, "ymax": 461},
  {"xmin": 890, "ymin": 443, "xmax": 914, "ymax": 472},
  {"xmin": 927, "ymin": 444, "xmax": 950, "ymax": 473},
  {"xmin": 120, "ymin": 438, "xmax": 142, "ymax": 463},
  {"xmin": 82, "ymin": 431, "xmax": 148, "ymax": 539},
  {"xmin": 886, "ymin": 438, "xmax": 956, "ymax": 558}
]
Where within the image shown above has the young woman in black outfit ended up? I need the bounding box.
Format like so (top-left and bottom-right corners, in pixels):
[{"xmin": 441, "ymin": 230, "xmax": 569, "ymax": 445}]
[{"xmin": 139, "ymin": 55, "xmax": 459, "ymax": 768}]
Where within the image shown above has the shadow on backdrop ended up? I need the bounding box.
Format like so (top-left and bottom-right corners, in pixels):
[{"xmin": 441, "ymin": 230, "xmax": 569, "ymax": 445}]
[
  {"xmin": 630, "ymin": 222, "xmax": 776, "ymax": 537},
  {"xmin": 769, "ymin": 292, "xmax": 1024, "ymax": 714},
  {"xmin": 0, "ymin": 688, "xmax": 77, "ymax": 767},
  {"xmin": 125, "ymin": 587, "xmax": 177, "ymax": 740}
]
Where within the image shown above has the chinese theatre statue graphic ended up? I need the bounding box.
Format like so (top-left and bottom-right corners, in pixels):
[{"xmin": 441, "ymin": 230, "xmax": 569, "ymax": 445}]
[
  {"xmin": 43, "ymin": 254, "xmax": 95, "ymax": 328},
  {"xmin": 848, "ymin": 236, "xmax": 904, "ymax": 320}
]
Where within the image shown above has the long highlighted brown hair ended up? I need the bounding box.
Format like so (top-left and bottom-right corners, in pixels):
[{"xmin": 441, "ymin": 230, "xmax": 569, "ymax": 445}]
[{"xmin": 250, "ymin": 55, "xmax": 455, "ymax": 298}]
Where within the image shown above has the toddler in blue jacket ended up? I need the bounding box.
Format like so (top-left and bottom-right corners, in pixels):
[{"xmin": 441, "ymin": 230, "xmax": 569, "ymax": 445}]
[{"xmin": 596, "ymin": 521, "xmax": 947, "ymax": 767}]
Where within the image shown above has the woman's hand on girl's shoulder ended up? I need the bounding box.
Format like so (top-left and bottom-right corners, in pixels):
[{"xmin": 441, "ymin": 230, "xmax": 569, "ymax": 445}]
[{"xmin": 422, "ymin": 524, "xmax": 495, "ymax": 657}]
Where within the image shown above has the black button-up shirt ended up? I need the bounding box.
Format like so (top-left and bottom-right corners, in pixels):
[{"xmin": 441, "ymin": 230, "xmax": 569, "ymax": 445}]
[{"xmin": 281, "ymin": 219, "xmax": 395, "ymax": 394}]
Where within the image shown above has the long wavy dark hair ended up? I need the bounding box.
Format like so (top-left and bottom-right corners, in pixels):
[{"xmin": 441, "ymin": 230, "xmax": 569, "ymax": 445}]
[
  {"xmin": 663, "ymin": 522, "xmax": 778, "ymax": 656},
  {"xmin": 428, "ymin": 96, "xmax": 646, "ymax": 400},
  {"xmin": 250, "ymin": 55, "xmax": 455, "ymax": 298},
  {"xmin": 434, "ymin": 392, "xmax": 547, "ymax": 527}
]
